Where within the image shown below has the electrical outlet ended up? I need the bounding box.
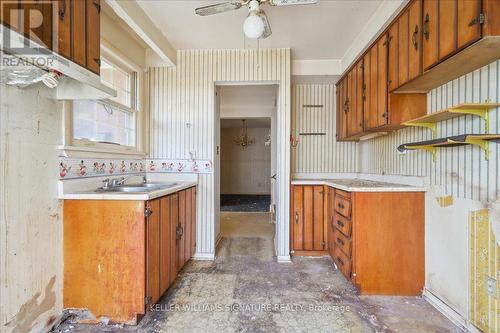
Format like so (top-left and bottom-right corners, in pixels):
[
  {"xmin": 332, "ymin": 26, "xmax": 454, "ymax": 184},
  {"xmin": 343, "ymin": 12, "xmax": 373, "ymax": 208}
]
[{"xmin": 485, "ymin": 276, "xmax": 497, "ymax": 298}]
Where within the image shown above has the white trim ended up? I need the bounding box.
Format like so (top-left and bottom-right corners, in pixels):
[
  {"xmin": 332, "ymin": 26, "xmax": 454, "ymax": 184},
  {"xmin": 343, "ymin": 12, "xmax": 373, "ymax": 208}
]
[
  {"xmin": 192, "ymin": 252, "xmax": 215, "ymax": 261},
  {"xmin": 58, "ymin": 145, "xmax": 146, "ymax": 159},
  {"xmin": 277, "ymin": 255, "xmax": 292, "ymax": 263},
  {"xmin": 423, "ymin": 288, "xmax": 470, "ymax": 332}
]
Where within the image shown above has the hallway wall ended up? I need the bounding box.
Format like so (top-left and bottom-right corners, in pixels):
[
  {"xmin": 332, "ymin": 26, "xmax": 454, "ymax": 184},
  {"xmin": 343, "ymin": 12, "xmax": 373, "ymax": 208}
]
[
  {"xmin": 221, "ymin": 127, "xmax": 271, "ymax": 195},
  {"xmin": 147, "ymin": 48, "xmax": 291, "ymax": 260}
]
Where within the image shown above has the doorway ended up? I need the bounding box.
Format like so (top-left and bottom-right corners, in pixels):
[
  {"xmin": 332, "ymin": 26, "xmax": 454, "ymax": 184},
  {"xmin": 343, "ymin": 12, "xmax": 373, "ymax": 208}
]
[{"xmin": 214, "ymin": 84, "xmax": 278, "ymax": 254}]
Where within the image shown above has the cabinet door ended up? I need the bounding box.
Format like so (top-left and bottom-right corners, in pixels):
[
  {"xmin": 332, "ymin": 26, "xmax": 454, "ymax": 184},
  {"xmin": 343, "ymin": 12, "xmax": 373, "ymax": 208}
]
[
  {"xmin": 408, "ymin": 0, "xmax": 422, "ymax": 80},
  {"xmin": 362, "ymin": 52, "xmax": 371, "ymax": 130},
  {"xmin": 177, "ymin": 189, "xmax": 186, "ymax": 270},
  {"xmin": 368, "ymin": 45, "xmax": 378, "ymax": 129},
  {"xmin": 336, "ymin": 79, "xmax": 346, "ymax": 140},
  {"xmin": 377, "ymin": 36, "xmax": 388, "ymax": 126},
  {"xmin": 346, "ymin": 69, "xmax": 355, "ymax": 137},
  {"xmin": 169, "ymin": 193, "xmax": 179, "ymax": 284},
  {"xmin": 397, "ymin": 10, "xmax": 409, "ymax": 85},
  {"xmin": 422, "ymin": 0, "xmax": 439, "ymax": 70},
  {"xmin": 0, "ymin": 0, "xmax": 20, "ymax": 30},
  {"xmin": 355, "ymin": 60, "xmax": 364, "ymax": 134},
  {"xmin": 146, "ymin": 199, "xmax": 160, "ymax": 305},
  {"xmin": 438, "ymin": 0, "xmax": 457, "ymax": 60},
  {"xmin": 292, "ymin": 185, "xmax": 304, "ymax": 250},
  {"xmin": 327, "ymin": 187, "xmax": 336, "ymax": 258},
  {"xmin": 55, "ymin": 0, "xmax": 71, "ymax": 58},
  {"xmin": 388, "ymin": 22, "xmax": 399, "ymax": 91},
  {"xmin": 184, "ymin": 188, "xmax": 192, "ymax": 264},
  {"xmin": 86, "ymin": 0, "xmax": 100, "ymax": 74},
  {"xmin": 312, "ymin": 186, "xmax": 325, "ymax": 251},
  {"xmin": 457, "ymin": 0, "xmax": 482, "ymax": 49},
  {"xmin": 190, "ymin": 188, "xmax": 197, "ymax": 258},
  {"xmin": 72, "ymin": 0, "xmax": 86, "ymax": 66},
  {"xmin": 159, "ymin": 196, "xmax": 171, "ymax": 295}
]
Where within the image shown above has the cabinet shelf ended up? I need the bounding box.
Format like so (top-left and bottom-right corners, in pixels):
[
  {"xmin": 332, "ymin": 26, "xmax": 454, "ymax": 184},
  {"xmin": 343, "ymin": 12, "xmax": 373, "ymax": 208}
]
[
  {"xmin": 403, "ymin": 103, "xmax": 500, "ymax": 137},
  {"xmin": 397, "ymin": 134, "xmax": 500, "ymax": 161}
]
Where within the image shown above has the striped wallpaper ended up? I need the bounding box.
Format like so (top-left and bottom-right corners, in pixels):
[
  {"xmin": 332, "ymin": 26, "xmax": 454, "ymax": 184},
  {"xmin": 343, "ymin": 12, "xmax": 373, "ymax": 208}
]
[
  {"xmin": 292, "ymin": 84, "xmax": 358, "ymax": 173},
  {"xmin": 148, "ymin": 49, "xmax": 291, "ymax": 259},
  {"xmin": 360, "ymin": 60, "xmax": 500, "ymax": 203}
]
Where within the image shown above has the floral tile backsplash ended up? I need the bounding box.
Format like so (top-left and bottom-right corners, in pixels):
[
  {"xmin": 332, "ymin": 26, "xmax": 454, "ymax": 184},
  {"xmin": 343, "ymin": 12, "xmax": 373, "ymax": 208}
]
[{"xmin": 59, "ymin": 158, "xmax": 213, "ymax": 179}]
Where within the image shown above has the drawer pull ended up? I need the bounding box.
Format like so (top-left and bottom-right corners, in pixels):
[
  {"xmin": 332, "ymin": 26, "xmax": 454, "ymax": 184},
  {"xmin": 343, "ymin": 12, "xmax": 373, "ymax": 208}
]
[
  {"xmin": 336, "ymin": 257, "xmax": 344, "ymax": 266},
  {"xmin": 337, "ymin": 220, "xmax": 345, "ymax": 227},
  {"xmin": 338, "ymin": 203, "xmax": 345, "ymax": 209},
  {"xmin": 336, "ymin": 237, "xmax": 345, "ymax": 246}
]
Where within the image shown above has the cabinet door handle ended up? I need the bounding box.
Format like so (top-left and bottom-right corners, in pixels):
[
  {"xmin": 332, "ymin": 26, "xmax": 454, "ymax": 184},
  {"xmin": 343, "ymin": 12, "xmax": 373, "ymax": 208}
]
[
  {"xmin": 59, "ymin": 0, "xmax": 66, "ymax": 20},
  {"xmin": 423, "ymin": 13, "xmax": 430, "ymax": 40},
  {"xmin": 94, "ymin": 58, "xmax": 101, "ymax": 67},
  {"xmin": 336, "ymin": 257, "xmax": 344, "ymax": 266},
  {"xmin": 337, "ymin": 237, "xmax": 345, "ymax": 246},
  {"xmin": 337, "ymin": 203, "xmax": 344, "ymax": 209},
  {"xmin": 412, "ymin": 25, "xmax": 419, "ymax": 50},
  {"xmin": 337, "ymin": 220, "xmax": 345, "ymax": 228},
  {"xmin": 294, "ymin": 212, "xmax": 299, "ymax": 223}
]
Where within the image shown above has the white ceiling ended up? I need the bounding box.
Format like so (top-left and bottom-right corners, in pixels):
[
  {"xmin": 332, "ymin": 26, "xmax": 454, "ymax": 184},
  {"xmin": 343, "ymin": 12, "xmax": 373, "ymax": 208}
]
[{"xmin": 137, "ymin": 0, "xmax": 383, "ymax": 60}]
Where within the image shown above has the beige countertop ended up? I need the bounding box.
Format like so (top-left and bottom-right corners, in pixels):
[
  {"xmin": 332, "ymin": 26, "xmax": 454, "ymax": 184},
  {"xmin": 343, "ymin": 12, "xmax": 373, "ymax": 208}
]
[
  {"xmin": 291, "ymin": 178, "xmax": 426, "ymax": 192},
  {"xmin": 61, "ymin": 181, "xmax": 198, "ymax": 201}
]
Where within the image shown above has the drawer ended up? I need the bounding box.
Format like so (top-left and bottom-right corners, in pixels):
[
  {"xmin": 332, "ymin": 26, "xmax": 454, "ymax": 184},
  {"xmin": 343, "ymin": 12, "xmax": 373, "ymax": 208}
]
[
  {"xmin": 333, "ymin": 212, "xmax": 351, "ymax": 237},
  {"xmin": 333, "ymin": 245, "xmax": 351, "ymax": 279},
  {"xmin": 335, "ymin": 189, "xmax": 351, "ymax": 199},
  {"xmin": 334, "ymin": 195, "xmax": 351, "ymax": 218},
  {"xmin": 334, "ymin": 228, "xmax": 351, "ymax": 257}
]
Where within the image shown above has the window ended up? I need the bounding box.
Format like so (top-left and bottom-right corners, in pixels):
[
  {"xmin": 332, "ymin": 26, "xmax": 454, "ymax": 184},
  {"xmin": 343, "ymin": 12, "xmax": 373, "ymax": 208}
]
[{"xmin": 71, "ymin": 56, "xmax": 140, "ymax": 149}]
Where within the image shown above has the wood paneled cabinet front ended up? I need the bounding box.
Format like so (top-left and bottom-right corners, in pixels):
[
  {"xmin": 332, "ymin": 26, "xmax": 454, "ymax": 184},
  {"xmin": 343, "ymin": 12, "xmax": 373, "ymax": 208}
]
[
  {"xmin": 291, "ymin": 185, "xmax": 327, "ymax": 254},
  {"xmin": 64, "ymin": 186, "xmax": 197, "ymax": 325},
  {"xmin": 0, "ymin": 0, "xmax": 101, "ymax": 75}
]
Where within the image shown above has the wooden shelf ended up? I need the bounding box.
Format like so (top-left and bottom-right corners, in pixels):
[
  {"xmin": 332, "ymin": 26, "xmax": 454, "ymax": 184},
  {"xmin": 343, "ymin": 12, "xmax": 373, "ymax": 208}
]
[
  {"xmin": 393, "ymin": 37, "xmax": 500, "ymax": 94},
  {"xmin": 403, "ymin": 103, "xmax": 500, "ymax": 137},
  {"xmin": 397, "ymin": 134, "xmax": 500, "ymax": 161}
]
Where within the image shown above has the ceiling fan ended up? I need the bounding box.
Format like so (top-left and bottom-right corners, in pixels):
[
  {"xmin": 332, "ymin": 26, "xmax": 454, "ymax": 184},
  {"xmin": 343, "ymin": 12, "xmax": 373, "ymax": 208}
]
[{"xmin": 195, "ymin": 0, "xmax": 318, "ymax": 39}]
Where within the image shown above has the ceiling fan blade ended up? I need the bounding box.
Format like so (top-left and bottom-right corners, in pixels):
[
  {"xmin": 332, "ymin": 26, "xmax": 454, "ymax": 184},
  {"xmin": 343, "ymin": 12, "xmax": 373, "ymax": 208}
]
[
  {"xmin": 195, "ymin": 1, "xmax": 243, "ymax": 16},
  {"xmin": 258, "ymin": 11, "xmax": 272, "ymax": 39},
  {"xmin": 270, "ymin": 0, "xmax": 318, "ymax": 6}
]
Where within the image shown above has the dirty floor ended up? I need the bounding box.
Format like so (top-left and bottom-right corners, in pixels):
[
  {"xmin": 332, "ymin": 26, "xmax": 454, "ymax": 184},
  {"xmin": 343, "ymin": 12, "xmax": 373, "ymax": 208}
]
[{"xmin": 53, "ymin": 212, "xmax": 462, "ymax": 333}]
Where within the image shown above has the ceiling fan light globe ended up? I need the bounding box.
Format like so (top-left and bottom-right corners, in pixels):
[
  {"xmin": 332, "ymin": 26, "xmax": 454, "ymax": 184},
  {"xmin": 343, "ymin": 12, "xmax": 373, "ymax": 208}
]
[{"xmin": 243, "ymin": 14, "xmax": 265, "ymax": 39}]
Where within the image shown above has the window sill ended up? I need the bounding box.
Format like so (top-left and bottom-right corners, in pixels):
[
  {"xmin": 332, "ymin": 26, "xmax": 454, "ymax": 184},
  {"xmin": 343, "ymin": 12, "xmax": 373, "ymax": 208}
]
[{"xmin": 58, "ymin": 145, "xmax": 147, "ymax": 159}]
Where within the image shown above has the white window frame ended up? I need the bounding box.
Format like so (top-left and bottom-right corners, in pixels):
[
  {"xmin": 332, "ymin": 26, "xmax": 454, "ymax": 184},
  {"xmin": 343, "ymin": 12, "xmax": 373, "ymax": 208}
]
[{"xmin": 62, "ymin": 45, "xmax": 145, "ymax": 157}]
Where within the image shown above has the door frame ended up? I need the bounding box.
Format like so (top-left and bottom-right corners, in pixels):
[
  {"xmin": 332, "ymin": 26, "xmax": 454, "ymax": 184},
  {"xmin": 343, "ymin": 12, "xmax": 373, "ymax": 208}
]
[{"xmin": 213, "ymin": 81, "xmax": 290, "ymax": 262}]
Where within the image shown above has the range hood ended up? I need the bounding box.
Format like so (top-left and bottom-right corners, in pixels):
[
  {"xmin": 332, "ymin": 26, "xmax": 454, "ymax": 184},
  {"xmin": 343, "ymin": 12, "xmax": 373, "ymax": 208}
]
[{"xmin": 0, "ymin": 25, "xmax": 116, "ymax": 100}]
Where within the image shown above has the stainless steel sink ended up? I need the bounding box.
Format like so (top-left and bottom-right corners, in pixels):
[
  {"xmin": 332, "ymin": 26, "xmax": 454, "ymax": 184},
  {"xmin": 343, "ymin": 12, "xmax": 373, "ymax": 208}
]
[{"xmin": 94, "ymin": 182, "xmax": 179, "ymax": 193}]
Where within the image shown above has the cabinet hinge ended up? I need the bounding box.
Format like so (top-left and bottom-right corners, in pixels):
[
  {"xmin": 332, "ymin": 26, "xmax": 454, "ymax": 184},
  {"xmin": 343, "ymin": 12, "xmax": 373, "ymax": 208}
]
[
  {"xmin": 144, "ymin": 296, "xmax": 151, "ymax": 305},
  {"xmin": 469, "ymin": 13, "xmax": 485, "ymax": 26},
  {"xmin": 480, "ymin": 13, "xmax": 485, "ymax": 24},
  {"xmin": 144, "ymin": 207, "xmax": 152, "ymax": 218}
]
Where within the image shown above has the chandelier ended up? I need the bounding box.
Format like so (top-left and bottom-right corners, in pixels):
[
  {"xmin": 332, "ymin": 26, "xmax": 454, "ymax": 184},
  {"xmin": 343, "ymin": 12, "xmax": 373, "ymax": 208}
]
[{"xmin": 234, "ymin": 119, "xmax": 255, "ymax": 148}]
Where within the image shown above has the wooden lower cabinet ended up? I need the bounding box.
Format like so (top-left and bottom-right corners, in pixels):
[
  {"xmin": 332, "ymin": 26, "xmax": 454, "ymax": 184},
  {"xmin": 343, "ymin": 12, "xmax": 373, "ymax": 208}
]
[
  {"xmin": 291, "ymin": 183, "xmax": 425, "ymax": 296},
  {"xmin": 291, "ymin": 185, "xmax": 327, "ymax": 255},
  {"xmin": 64, "ymin": 186, "xmax": 196, "ymax": 324}
]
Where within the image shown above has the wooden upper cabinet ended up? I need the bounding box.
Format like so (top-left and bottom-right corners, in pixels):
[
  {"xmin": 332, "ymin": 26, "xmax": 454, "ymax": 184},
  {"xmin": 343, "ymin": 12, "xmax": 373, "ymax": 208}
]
[
  {"xmin": 408, "ymin": 0, "xmax": 422, "ymax": 80},
  {"xmin": 388, "ymin": 22, "xmax": 399, "ymax": 91},
  {"xmin": 362, "ymin": 51, "xmax": 371, "ymax": 130},
  {"xmin": 354, "ymin": 60, "xmax": 364, "ymax": 134},
  {"xmin": 457, "ymin": 0, "xmax": 482, "ymax": 49},
  {"xmin": 55, "ymin": 0, "xmax": 71, "ymax": 59},
  {"xmin": 72, "ymin": 0, "xmax": 87, "ymax": 67},
  {"xmin": 422, "ymin": 0, "xmax": 438, "ymax": 70},
  {"xmin": 346, "ymin": 69, "xmax": 355, "ymax": 137},
  {"xmin": 438, "ymin": 0, "xmax": 457, "ymax": 60},
  {"xmin": 367, "ymin": 45, "xmax": 379, "ymax": 129},
  {"xmin": 86, "ymin": 0, "xmax": 101, "ymax": 74},
  {"xmin": 377, "ymin": 36, "xmax": 388, "ymax": 127},
  {"xmin": 397, "ymin": 10, "xmax": 409, "ymax": 86},
  {"xmin": 335, "ymin": 78, "xmax": 347, "ymax": 141}
]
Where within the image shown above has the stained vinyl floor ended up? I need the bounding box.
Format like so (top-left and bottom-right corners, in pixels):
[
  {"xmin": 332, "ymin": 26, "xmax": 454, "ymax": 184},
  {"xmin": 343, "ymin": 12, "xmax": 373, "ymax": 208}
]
[{"xmin": 53, "ymin": 212, "xmax": 462, "ymax": 333}]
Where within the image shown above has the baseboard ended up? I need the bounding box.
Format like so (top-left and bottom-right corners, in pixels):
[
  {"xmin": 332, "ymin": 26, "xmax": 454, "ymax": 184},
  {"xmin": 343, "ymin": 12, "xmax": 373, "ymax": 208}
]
[
  {"xmin": 192, "ymin": 252, "xmax": 215, "ymax": 261},
  {"xmin": 277, "ymin": 255, "xmax": 292, "ymax": 263},
  {"xmin": 423, "ymin": 288, "xmax": 470, "ymax": 332}
]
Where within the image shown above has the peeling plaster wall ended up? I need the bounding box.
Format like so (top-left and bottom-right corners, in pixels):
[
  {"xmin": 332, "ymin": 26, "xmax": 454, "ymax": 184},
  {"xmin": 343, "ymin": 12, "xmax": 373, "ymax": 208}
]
[
  {"xmin": 0, "ymin": 84, "xmax": 63, "ymax": 333},
  {"xmin": 358, "ymin": 60, "xmax": 500, "ymax": 327}
]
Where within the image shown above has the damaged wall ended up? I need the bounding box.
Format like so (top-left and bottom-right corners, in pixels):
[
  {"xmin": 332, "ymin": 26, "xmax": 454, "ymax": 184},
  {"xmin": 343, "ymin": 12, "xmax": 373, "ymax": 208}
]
[
  {"xmin": 358, "ymin": 60, "xmax": 500, "ymax": 329},
  {"xmin": 0, "ymin": 84, "xmax": 63, "ymax": 333}
]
